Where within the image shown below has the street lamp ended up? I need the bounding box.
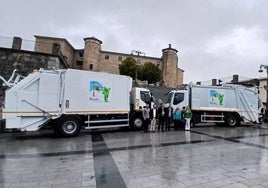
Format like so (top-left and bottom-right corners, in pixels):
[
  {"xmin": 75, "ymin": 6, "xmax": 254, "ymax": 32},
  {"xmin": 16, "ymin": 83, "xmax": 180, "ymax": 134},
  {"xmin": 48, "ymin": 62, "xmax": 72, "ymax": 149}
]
[
  {"xmin": 131, "ymin": 50, "xmax": 145, "ymax": 82},
  {"xmin": 259, "ymin": 64, "xmax": 268, "ymax": 122}
]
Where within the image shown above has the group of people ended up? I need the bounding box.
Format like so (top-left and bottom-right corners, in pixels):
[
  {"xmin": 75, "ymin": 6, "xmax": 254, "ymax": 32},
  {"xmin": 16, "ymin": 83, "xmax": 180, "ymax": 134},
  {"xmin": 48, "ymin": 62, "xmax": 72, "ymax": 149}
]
[{"xmin": 142, "ymin": 103, "xmax": 192, "ymax": 133}]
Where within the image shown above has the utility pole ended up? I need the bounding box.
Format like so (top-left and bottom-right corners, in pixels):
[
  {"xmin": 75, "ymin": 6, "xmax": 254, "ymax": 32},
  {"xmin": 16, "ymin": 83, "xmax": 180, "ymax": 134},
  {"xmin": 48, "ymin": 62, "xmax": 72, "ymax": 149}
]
[{"xmin": 131, "ymin": 50, "xmax": 145, "ymax": 82}]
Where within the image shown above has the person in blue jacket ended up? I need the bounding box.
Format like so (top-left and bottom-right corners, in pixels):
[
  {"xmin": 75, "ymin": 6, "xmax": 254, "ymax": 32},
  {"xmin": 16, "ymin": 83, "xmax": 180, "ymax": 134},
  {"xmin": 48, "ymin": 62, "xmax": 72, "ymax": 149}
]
[{"xmin": 173, "ymin": 107, "xmax": 182, "ymax": 130}]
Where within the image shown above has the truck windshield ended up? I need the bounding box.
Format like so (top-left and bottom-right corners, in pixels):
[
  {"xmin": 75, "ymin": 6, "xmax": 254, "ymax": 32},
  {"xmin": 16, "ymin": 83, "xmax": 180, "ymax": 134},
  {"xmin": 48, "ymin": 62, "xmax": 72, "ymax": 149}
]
[
  {"xmin": 173, "ymin": 93, "xmax": 184, "ymax": 105},
  {"xmin": 140, "ymin": 91, "xmax": 151, "ymax": 103},
  {"xmin": 166, "ymin": 92, "xmax": 174, "ymax": 104}
]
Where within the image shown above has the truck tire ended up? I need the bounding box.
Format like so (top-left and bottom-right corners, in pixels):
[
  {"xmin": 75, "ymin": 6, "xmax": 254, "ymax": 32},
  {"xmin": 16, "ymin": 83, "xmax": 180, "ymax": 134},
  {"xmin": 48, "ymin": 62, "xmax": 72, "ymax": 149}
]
[
  {"xmin": 58, "ymin": 116, "xmax": 82, "ymax": 137},
  {"xmin": 130, "ymin": 115, "xmax": 143, "ymax": 131},
  {"xmin": 226, "ymin": 114, "xmax": 239, "ymax": 127}
]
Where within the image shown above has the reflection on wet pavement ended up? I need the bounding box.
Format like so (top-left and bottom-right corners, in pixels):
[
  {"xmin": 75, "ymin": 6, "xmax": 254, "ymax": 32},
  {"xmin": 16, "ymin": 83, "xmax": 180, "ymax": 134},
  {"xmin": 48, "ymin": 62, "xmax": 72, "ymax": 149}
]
[
  {"xmin": 1, "ymin": 125, "xmax": 268, "ymax": 187},
  {"xmin": 92, "ymin": 133, "xmax": 126, "ymax": 188}
]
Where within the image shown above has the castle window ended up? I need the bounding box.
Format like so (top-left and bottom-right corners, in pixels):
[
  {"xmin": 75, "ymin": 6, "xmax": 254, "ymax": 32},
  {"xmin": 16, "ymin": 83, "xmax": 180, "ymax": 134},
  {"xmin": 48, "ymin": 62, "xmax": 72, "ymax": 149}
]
[
  {"xmin": 118, "ymin": 56, "xmax": 122, "ymax": 61},
  {"xmin": 89, "ymin": 64, "xmax": 93, "ymax": 70},
  {"xmin": 105, "ymin": 55, "xmax": 109, "ymax": 60},
  {"xmin": 79, "ymin": 52, "xmax": 83, "ymax": 57},
  {"xmin": 76, "ymin": 61, "xmax": 83, "ymax": 66}
]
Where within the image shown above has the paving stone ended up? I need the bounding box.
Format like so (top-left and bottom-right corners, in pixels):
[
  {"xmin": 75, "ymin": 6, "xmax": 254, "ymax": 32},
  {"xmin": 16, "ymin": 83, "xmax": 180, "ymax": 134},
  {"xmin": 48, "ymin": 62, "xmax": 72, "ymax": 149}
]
[
  {"xmin": 2, "ymin": 126, "xmax": 268, "ymax": 187},
  {"xmin": 51, "ymin": 182, "xmax": 82, "ymax": 188},
  {"xmin": 8, "ymin": 181, "xmax": 40, "ymax": 188}
]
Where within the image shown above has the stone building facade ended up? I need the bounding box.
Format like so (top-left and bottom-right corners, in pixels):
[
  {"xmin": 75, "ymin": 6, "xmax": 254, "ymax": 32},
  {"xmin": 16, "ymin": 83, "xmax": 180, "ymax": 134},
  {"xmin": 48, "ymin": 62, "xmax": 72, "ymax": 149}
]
[
  {"xmin": 0, "ymin": 38, "xmax": 68, "ymax": 110},
  {"xmin": 34, "ymin": 35, "xmax": 184, "ymax": 88}
]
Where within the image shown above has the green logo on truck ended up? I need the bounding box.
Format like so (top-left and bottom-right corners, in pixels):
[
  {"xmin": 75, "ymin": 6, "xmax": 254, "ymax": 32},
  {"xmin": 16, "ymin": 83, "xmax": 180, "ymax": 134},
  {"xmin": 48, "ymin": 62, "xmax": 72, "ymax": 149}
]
[
  {"xmin": 89, "ymin": 81, "xmax": 111, "ymax": 102},
  {"xmin": 210, "ymin": 90, "xmax": 224, "ymax": 106}
]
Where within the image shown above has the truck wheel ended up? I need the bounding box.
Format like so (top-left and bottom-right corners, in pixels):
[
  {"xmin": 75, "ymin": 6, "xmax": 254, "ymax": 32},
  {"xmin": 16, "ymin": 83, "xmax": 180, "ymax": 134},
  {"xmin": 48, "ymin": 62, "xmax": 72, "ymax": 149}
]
[
  {"xmin": 58, "ymin": 116, "xmax": 82, "ymax": 137},
  {"xmin": 130, "ymin": 115, "xmax": 143, "ymax": 130},
  {"xmin": 226, "ymin": 114, "xmax": 238, "ymax": 127}
]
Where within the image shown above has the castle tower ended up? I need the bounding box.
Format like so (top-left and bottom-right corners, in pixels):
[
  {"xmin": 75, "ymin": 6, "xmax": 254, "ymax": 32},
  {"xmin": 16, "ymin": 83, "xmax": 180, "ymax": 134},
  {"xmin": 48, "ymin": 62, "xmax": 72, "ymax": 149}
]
[
  {"xmin": 162, "ymin": 44, "xmax": 181, "ymax": 87},
  {"xmin": 83, "ymin": 37, "xmax": 102, "ymax": 71}
]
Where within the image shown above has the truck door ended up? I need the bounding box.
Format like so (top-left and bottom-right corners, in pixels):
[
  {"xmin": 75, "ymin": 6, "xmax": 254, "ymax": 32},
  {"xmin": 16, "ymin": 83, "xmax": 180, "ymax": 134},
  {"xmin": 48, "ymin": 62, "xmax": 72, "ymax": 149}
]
[
  {"xmin": 140, "ymin": 90, "xmax": 151, "ymax": 106},
  {"xmin": 167, "ymin": 91, "xmax": 188, "ymax": 109},
  {"xmin": 173, "ymin": 92, "xmax": 185, "ymax": 106}
]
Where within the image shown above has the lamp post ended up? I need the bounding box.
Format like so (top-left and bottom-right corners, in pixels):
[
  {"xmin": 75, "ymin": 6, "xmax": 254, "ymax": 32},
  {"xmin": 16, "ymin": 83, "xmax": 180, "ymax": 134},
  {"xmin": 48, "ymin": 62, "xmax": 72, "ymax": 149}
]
[
  {"xmin": 131, "ymin": 50, "xmax": 145, "ymax": 82},
  {"xmin": 259, "ymin": 64, "xmax": 268, "ymax": 122}
]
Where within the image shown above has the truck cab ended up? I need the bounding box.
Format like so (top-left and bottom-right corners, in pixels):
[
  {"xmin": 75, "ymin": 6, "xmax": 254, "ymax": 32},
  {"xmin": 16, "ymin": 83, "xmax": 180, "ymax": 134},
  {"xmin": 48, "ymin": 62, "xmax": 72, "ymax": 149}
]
[
  {"xmin": 130, "ymin": 87, "xmax": 151, "ymax": 130},
  {"xmin": 166, "ymin": 90, "xmax": 189, "ymax": 109},
  {"xmin": 131, "ymin": 87, "xmax": 151, "ymax": 111}
]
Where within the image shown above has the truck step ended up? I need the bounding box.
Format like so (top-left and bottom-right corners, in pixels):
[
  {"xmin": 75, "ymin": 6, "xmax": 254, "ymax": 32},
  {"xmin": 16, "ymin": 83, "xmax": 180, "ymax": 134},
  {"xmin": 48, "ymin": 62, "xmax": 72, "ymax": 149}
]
[
  {"xmin": 85, "ymin": 119, "xmax": 129, "ymax": 123},
  {"xmin": 85, "ymin": 124, "xmax": 129, "ymax": 129},
  {"xmin": 201, "ymin": 114, "xmax": 224, "ymax": 123}
]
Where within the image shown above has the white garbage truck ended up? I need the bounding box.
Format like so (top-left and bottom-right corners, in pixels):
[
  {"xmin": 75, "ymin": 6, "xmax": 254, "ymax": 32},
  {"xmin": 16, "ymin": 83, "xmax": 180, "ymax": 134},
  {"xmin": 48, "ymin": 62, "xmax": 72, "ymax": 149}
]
[
  {"xmin": 167, "ymin": 84, "xmax": 263, "ymax": 126},
  {"xmin": 1, "ymin": 69, "xmax": 151, "ymax": 136}
]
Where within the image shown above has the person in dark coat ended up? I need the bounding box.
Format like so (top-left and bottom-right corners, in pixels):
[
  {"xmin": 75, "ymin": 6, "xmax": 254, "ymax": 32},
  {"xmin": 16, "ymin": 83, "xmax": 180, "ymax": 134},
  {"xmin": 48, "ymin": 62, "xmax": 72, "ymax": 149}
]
[
  {"xmin": 158, "ymin": 103, "xmax": 166, "ymax": 132},
  {"xmin": 165, "ymin": 103, "xmax": 173, "ymax": 131}
]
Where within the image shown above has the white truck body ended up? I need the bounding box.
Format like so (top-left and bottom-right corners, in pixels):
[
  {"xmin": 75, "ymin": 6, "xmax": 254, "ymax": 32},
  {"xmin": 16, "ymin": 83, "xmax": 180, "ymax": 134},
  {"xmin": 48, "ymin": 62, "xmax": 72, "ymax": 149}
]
[
  {"xmin": 63, "ymin": 69, "xmax": 131, "ymax": 114},
  {"xmin": 2, "ymin": 69, "xmax": 150, "ymax": 136},
  {"xmin": 167, "ymin": 84, "xmax": 263, "ymax": 126}
]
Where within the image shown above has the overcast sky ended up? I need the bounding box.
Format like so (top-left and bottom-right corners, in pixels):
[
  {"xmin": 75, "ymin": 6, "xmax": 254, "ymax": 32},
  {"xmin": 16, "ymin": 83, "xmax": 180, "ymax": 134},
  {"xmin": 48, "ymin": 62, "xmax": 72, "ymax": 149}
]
[{"xmin": 1, "ymin": 0, "xmax": 268, "ymax": 83}]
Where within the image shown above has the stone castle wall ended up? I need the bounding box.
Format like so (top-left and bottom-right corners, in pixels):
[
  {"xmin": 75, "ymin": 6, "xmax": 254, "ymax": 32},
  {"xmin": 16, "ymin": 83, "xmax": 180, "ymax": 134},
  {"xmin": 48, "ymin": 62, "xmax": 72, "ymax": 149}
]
[
  {"xmin": 162, "ymin": 47, "xmax": 180, "ymax": 87},
  {"xmin": 34, "ymin": 36, "xmax": 74, "ymax": 67},
  {"xmin": 176, "ymin": 68, "xmax": 184, "ymax": 86},
  {"xmin": 98, "ymin": 52, "xmax": 162, "ymax": 74},
  {"xmin": 34, "ymin": 36, "xmax": 184, "ymax": 88},
  {"xmin": 73, "ymin": 50, "xmax": 84, "ymax": 70},
  {"xmin": 0, "ymin": 47, "xmax": 67, "ymax": 107},
  {"xmin": 83, "ymin": 37, "xmax": 102, "ymax": 71}
]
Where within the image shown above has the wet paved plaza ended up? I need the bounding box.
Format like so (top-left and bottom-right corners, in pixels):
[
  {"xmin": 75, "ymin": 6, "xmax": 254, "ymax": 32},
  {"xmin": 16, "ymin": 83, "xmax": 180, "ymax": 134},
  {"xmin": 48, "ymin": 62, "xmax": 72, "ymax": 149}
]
[{"xmin": 1, "ymin": 124, "xmax": 268, "ymax": 188}]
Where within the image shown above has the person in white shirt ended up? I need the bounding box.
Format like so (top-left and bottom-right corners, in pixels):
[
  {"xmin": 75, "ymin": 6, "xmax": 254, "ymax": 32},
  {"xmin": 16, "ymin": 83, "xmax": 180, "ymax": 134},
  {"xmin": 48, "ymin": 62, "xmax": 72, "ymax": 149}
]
[
  {"xmin": 143, "ymin": 103, "xmax": 151, "ymax": 133},
  {"xmin": 150, "ymin": 104, "xmax": 158, "ymax": 132}
]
